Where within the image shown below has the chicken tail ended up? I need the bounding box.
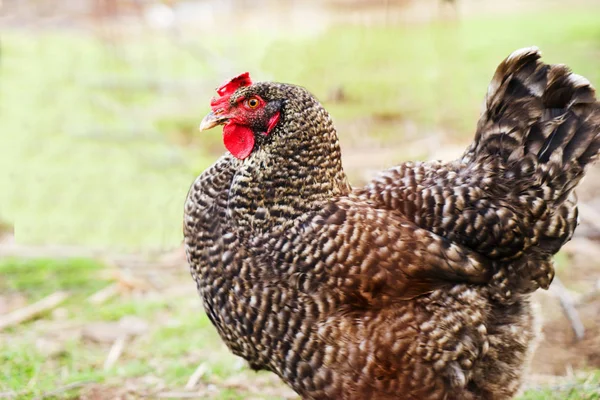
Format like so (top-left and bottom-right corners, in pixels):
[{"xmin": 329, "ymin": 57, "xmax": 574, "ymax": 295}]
[
  {"xmin": 462, "ymin": 47, "xmax": 600, "ymax": 294},
  {"xmin": 464, "ymin": 47, "xmax": 599, "ymax": 231},
  {"xmin": 362, "ymin": 48, "xmax": 598, "ymax": 296},
  {"xmin": 465, "ymin": 47, "xmax": 600, "ymax": 182}
]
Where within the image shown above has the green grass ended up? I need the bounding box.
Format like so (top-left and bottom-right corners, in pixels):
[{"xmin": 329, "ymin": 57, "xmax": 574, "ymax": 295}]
[
  {"xmin": 0, "ymin": 257, "xmax": 278, "ymax": 399},
  {"xmin": 521, "ymin": 371, "xmax": 600, "ymax": 399},
  {"xmin": 0, "ymin": 257, "xmax": 108, "ymax": 301},
  {"xmin": 0, "ymin": 258, "xmax": 111, "ymax": 396}
]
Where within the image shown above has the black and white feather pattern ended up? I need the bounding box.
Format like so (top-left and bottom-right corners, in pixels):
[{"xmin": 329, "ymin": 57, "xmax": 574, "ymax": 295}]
[{"xmin": 184, "ymin": 48, "xmax": 600, "ymax": 400}]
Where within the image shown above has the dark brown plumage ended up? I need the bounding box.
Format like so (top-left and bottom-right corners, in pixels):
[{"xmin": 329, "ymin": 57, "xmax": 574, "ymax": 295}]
[{"xmin": 184, "ymin": 48, "xmax": 600, "ymax": 399}]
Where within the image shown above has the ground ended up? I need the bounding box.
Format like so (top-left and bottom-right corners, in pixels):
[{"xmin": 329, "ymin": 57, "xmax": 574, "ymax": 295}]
[{"xmin": 1, "ymin": 0, "xmax": 600, "ymax": 398}]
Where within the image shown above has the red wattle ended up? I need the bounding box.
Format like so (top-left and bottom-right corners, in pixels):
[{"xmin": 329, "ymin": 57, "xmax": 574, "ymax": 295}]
[
  {"xmin": 223, "ymin": 123, "xmax": 255, "ymax": 160},
  {"xmin": 266, "ymin": 112, "xmax": 281, "ymax": 135}
]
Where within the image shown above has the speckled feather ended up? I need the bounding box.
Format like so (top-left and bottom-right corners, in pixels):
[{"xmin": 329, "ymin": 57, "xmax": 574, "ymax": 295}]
[{"xmin": 184, "ymin": 48, "xmax": 600, "ymax": 399}]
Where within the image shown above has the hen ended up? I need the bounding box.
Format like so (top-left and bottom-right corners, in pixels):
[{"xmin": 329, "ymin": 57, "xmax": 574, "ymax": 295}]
[{"xmin": 184, "ymin": 48, "xmax": 600, "ymax": 399}]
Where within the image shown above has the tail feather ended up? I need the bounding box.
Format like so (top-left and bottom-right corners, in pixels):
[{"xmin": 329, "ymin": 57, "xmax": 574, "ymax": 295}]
[
  {"xmin": 464, "ymin": 47, "xmax": 599, "ymax": 294},
  {"xmin": 465, "ymin": 47, "xmax": 600, "ymax": 208},
  {"xmin": 538, "ymin": 67, "xmax": 599, "ymax": 165},
  {"xmin": 364, "ymin": 48, "xmax": 598, "ymax": 295}
]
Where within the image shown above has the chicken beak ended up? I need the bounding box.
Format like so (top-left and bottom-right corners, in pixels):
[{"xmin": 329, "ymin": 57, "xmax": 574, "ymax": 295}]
[{"xmin": 199, "ymin": 111, "xmax": 228, "ymax": 131}]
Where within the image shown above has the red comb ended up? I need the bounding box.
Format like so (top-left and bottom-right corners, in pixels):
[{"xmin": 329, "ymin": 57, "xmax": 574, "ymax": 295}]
[
  {"xmin": 216, "ymin": 72, "xmax": 252, "ymax": 97},
  {"xmin": 210, "ymin": 72, "xmax": 252, "ymax": 110}
]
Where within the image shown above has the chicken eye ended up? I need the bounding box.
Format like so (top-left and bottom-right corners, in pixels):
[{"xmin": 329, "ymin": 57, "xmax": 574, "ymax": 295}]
[{"xmin": 246, "ymin": 98, "xmax": 260, "ymax": 109}]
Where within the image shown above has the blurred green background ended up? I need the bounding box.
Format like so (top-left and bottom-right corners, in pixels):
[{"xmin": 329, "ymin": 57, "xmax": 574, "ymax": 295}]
[{"xmin": 1, "ymin": 0, "xmax": 599, "ymax": 398}]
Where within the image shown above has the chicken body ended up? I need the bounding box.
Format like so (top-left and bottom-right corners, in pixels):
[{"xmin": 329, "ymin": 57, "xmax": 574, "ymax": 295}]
[{"xmin": 184, "ymin": 48, "xmax": 600, "ymax": 399}]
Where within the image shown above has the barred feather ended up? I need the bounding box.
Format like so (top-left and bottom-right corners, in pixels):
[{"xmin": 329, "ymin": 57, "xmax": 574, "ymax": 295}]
[
  {"xmin": 184, "ymin": 48, "xmax": 599, "ymax": 400},
  {"xmin": 363, "ymin": 47, "xmax": 600, "ymax": 292}
]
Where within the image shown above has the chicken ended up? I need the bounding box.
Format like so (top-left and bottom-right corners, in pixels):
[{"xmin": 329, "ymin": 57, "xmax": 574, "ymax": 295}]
[{"xmin": 184, "ymin": 48, "xmax": 600, "ymax": 399}]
